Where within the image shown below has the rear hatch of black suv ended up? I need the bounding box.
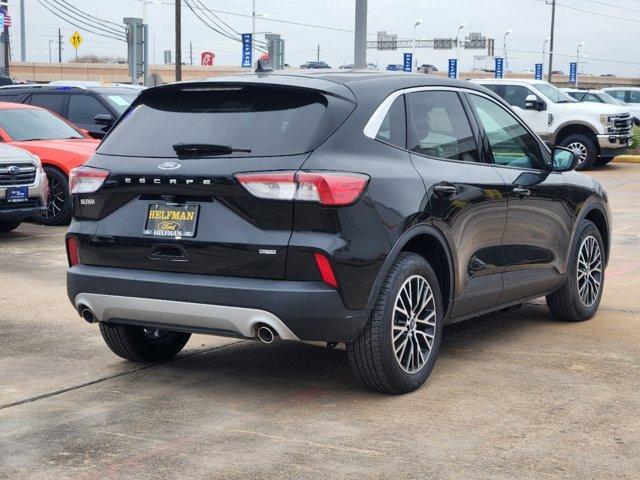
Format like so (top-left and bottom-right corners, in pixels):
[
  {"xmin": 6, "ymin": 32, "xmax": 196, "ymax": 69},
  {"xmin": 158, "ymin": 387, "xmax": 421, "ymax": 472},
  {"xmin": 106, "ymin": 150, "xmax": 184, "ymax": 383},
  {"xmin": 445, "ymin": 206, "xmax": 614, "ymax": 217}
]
[{"xmin": 71, "ymin": 78, "xmax": 356, "ymax": 279}]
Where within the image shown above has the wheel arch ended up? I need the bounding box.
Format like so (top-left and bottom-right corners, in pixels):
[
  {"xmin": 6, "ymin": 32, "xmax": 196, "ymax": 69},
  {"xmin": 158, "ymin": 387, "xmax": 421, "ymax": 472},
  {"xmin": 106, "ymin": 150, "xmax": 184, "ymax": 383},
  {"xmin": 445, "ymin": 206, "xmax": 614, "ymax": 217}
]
[
  {"xmin": 554, "ymin": 123, "xmax": 600, "ymax": 154},
  {"xmin": 367, "ymin": 225, "xmax": 455, "ymax": 319},
  {"xmin": 580, "ymin": 203, "xmax": 610, "ymax": 266}
]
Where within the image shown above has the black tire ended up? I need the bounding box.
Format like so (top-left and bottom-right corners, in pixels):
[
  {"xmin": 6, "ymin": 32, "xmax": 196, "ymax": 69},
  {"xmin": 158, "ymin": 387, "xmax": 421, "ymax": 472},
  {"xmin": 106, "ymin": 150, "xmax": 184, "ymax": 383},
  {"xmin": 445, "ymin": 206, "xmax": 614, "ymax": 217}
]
[
  {"xmin": 595, "ymin": 157, "xmax": 613, "ymax": 167},
  {"xmin": 558, "ymin": 133, "xmax": 597, "ymax": 170},
  {"xmin": 546, "ymin": 220, "xmax": 605, "ymax": 322},
  {"xmin": 38, "ymin": 166, "xmax": 72, "ymax": 226},
  {"xmin": 347, "ymin": 252, "xmax": 443, "ymax": 394},
  {"xmin": 0, "ymin": 221, "xmax": 21, "ymax": 233},
  {"xmin": 99, "ymin": 323, "xmax": 191, "ymax": 362}
]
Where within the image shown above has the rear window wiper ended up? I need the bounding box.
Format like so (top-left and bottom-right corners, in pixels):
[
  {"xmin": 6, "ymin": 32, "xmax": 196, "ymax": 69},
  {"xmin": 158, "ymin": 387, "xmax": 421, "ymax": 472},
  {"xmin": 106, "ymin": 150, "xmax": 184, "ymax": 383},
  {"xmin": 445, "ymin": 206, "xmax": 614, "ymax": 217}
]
[{"xmin": 172, "ymin": 143, "xmax": 252, "ymax": 157}]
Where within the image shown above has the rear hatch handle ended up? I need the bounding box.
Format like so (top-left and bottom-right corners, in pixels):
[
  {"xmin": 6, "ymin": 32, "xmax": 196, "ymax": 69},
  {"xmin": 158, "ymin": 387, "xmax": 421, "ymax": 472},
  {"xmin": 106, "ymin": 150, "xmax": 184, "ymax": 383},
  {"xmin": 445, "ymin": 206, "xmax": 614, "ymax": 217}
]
[{"xmin": 149, "ymin": 244, "xmax": 189, "ymax": 262}]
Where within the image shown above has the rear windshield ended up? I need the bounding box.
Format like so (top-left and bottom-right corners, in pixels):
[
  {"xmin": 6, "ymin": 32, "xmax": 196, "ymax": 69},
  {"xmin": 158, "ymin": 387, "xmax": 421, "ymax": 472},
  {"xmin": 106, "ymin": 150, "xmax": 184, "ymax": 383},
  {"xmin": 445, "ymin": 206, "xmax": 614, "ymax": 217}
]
[{"xmin": 98, "ymin": 84, "xmax": 355, "ymax": 158}]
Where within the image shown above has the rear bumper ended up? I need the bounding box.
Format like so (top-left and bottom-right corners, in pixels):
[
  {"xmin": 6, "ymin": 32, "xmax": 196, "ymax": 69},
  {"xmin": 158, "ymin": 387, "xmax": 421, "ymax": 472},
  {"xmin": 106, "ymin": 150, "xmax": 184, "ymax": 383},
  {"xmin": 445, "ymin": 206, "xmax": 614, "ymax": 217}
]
[{"xmin": 67, "ymin": 265, "xmax": 368, "ymax": 342}]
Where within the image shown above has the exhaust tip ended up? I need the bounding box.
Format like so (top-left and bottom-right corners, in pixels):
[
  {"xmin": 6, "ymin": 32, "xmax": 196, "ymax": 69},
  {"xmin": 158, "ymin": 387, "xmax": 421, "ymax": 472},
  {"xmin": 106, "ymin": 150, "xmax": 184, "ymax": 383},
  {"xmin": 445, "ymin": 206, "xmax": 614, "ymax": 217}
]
[
  {"xmin": 256, "ymin": 325, "xmax": 276, "ymax": 344},
  {"xmin": 79, "ymin": 306, "xmax": 97, "ymax": 324}
]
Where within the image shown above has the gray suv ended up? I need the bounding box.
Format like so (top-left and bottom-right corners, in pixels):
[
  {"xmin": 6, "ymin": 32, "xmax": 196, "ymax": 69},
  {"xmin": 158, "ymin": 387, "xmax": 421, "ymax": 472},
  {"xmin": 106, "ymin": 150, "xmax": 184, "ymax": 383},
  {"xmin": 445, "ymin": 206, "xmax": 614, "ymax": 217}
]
[{"xmin": 0, "ymin": 145, "xmax": 48, "ymax": 233}]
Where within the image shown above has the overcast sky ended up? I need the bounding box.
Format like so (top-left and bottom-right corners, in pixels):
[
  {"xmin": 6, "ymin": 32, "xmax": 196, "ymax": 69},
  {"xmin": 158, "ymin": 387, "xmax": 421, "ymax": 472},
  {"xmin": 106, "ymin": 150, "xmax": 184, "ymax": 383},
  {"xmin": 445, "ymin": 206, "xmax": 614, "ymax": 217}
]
[{"xmin": 12, "ymin": 0, "xmax": 640, "ymax": 77}]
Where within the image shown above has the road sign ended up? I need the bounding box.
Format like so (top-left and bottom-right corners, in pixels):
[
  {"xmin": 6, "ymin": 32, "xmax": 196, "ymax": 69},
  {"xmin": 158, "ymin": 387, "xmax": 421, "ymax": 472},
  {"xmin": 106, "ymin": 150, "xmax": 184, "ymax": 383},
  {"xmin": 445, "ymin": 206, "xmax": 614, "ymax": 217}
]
[
  {"xmin": 535, "ymin": 63, "xmax": 543, "ymax": 80},
  {"xmin": 448, "ymin": 59, "xmax": 458, "ymax": 79},
  {"xmin": 569, "ymin": 62, "xmax": 577, "ymax": 83},
  {"xmin": 241, "ymin": 33, "xmax": 252, "ymax": 67},
  {"xmin": 495, "ymin": 57, "xmax": 504, "ymax": 78},
  {"xmin": 403, "ymin": 53, "xmax": 412, "ymax": 72},
  {"xmin": 70, "ymin": 31, "xmax": 83, "ymax": 50},
  {"xmin": 201, "ymin": 51, "xmax": 215, "ymax": 66}
]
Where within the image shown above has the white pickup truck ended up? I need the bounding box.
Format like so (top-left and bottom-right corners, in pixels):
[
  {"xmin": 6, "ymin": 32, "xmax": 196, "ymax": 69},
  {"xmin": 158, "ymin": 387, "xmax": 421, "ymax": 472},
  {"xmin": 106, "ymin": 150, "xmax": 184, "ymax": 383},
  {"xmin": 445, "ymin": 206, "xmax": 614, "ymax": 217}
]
[{"xmin": 473, "ymin": 79, "xmax": 632, "ymax": 169}]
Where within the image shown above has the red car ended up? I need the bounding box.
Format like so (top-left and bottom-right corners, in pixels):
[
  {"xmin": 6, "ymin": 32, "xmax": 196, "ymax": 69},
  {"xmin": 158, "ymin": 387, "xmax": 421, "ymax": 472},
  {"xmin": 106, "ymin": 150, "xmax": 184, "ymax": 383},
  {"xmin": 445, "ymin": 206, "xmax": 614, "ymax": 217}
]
[{"xmin": 0, "ymin": 102, "xmax": 99, "ymax": 225}]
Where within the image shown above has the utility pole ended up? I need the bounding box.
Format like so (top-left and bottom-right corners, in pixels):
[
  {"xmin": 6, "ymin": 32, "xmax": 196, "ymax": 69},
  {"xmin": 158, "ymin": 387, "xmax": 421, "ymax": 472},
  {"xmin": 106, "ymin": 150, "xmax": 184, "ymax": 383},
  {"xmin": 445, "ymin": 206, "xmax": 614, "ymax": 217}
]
[
  {"xmin": 175, "ymin": 0, "xmax": 181, "ymax": 81},
  {"xmin": 58, "ymin": 28, "xmax": 62, "ymax": 63},
  {"xmin": 19, "ymin": 0, "xmax": 25, "ymax": 61},
  {"xmin": 547, "ymin": 0, "xmax": 556, "ymax": 82},
  {"xmin": 189, "ymin": 40, "xmax": 193, "ymax": 65},
  {"xmin": 251, "ymin": 0, "xmax": 255, "ymax": 67},
  {"xmin": 48, "ymin": 39, "xmax": 52, "ymax": 63},
  {"xmin": 354, "ymin": 0, "xmax": 367, "ymax": 68},
  {"xmin": 316, "ymin": 44, "xmax": 319, "ymax": 62},
  {"xmin": 3, "ymin": 3, "xmax": 9, "ymax": 74}
]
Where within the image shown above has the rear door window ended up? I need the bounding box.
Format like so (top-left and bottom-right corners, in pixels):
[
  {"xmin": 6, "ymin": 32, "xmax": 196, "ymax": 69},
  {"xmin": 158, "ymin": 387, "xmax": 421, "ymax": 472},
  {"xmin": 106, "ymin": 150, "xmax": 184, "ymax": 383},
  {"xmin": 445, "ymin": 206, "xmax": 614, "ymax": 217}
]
[
  {"xmin": 406, "ymin": 90, "xmax": 479, "ymax": 163},
  {"xmin": 68, "ymin": 94, "xmax": 111, "ymax": 124},
  {"xmin": 606, "ymin": 90, "xmax": 626, "ymax": 101},
  {"xmin": 29, "ymin": 93, "xmax": 66, "ymax": 115},
  {"xmin": 628, "ymin": 91, "xmax": 640, "ymax": 104},
  {"xmin": 98, "ymin": 84, "xmax": 355, "ymax": 158}
]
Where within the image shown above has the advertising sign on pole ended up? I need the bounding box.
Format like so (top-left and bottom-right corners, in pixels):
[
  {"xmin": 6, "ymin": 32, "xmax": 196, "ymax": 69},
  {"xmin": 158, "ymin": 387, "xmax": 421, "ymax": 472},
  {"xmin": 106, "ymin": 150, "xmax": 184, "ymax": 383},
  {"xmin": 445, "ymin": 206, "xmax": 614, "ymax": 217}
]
[
  {"xmin": 403, "ymin": 53, "xmax": 413, "ymax": 72},
  {"xmin": 201, "ymin": 51, "xmax": 215, "ymax": 66},
  {"xmin": 495, "ymin": 57, "xmax": 504, "ymax": 78},
  {"xmin": 241, "ymin": 33, "xmax": 252, "ymax": 68},
  {"xmin": 448, "ymin": 59, "xmax": 458, "ymax": 79},
  {"xmin": 535, "ymin": 63, "xmax": 543, "ymax": 80}
]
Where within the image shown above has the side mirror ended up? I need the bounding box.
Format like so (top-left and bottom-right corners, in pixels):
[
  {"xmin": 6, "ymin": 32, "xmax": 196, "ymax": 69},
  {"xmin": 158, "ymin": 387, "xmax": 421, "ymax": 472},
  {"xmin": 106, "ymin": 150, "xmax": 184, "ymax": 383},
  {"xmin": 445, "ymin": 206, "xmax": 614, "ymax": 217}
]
[
  {"xmin": 552, "ymin": 147, "xmax": 579, "ymax": 172},
  {"xmin": 525, "ymin": 94, "xmax": 544, "ymax": 111},
  {"xmin": 94, "ymin": 113, "xmax": 114, "ymax": 126}
]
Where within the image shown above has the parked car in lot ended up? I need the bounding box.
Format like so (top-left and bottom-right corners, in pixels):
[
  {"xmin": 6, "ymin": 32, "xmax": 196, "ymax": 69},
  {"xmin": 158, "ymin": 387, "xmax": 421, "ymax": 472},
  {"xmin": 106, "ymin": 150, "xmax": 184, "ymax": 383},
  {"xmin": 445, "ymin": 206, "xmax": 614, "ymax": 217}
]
[
  {"xmin": 0, "ymin": 84, "xmax": 140, "ymax": 139},
  {"xmin": 417, "ymin": 64, "xmax": 438, "ymax": 74},
  {"xmin": 0, "ymin": 144, "xmax": 48, "ymax": 233},
  {"xmin": 66, "ymin": 72, "xmax": 610, "ymax": 394},
  {"xmin": 602, "ymin": 87, "xmax": 640, "ymax": 106},
  {"xmin": 386, "ymin": 64, "xmax": 404, "ymax": 71},
  {"xmin": 473, "ymin": 79, "xmax": 632, "ymax": 169},
  {"xmin": 0, "ymin": 102, "xmax": 99, "ymax": 225},
  {"xmin": 562, "ymin": 88, "xmax": 640, "ymax": 125},
  {"xmin": 300, "ymin": 61, "xmax": 331, "ymax": 69}
]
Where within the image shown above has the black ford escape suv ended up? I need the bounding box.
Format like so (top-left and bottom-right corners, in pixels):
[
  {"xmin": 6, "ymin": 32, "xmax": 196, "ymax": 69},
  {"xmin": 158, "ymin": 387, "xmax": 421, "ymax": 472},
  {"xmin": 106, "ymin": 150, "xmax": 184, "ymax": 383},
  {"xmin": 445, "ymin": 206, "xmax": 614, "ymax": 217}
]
[{"xmin": 66, "ymin": 72, "xmax": 610, "ymax": 394}]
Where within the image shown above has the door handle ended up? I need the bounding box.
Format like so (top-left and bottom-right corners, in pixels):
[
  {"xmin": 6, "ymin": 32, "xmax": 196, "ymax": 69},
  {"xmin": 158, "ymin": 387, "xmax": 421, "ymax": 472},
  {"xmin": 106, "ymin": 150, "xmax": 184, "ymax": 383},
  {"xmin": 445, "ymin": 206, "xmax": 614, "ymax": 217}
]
[
  {"xmin": 513, "ymin": 187, "xmax": 531, "ymax": 198},
  {"xmin": 434, "ymin": 184, "xmax": 458, "ymax": 197}
]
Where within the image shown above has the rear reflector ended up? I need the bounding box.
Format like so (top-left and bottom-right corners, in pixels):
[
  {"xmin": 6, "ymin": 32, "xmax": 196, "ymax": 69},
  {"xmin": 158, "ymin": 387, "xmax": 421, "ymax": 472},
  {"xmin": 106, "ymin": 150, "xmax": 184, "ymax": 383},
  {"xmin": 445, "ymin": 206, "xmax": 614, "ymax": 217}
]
[
  {"xmin": 69, "ymin": 166, "xmax": 110, "ymax": 195},
  {"xmin": 314, "ymin": 252, "xmax": 338, "ymax": 288},
  {"xmin": 66, "ymin": 236, "xmax": 80, "ymax": 267},
  {"xmin": 235, "ymin": 171, "xmax": 369, "ymax": 206}
]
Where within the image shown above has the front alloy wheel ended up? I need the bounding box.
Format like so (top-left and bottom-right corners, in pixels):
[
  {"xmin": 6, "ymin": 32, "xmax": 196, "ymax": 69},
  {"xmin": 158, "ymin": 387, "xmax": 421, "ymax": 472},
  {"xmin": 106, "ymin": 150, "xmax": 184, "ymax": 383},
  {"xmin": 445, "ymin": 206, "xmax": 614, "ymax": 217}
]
[{"xmin": 577, "ymin": 235, "xmax": 602, "ymax": 308}]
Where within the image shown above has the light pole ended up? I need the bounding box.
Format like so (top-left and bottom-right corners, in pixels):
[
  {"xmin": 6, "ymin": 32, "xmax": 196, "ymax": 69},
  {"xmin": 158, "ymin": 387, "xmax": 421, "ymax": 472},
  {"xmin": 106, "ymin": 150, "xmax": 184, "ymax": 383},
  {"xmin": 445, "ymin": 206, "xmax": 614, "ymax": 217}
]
[
  {"xmin": 542, "ymin": 37, "xmax": 550, "ymax": 73},
  {"xmin": 576, "ymin": 41, "xmax": 584, "ymax": 88},
  {"xmin": 503, "ymin": 29, "xmax": 512, "ymax": 73},
  {"xmin": 456, "ymin": 22, "xmax": 466, "ymax": 69},
  {"xmin": 142, "ymin": 0, "xmax": 161, "ymax": 24},
  {"xmin": 412, "ymin": 18, "xmax": 422, "ymax": 71},
  {"xmin": 251, "ymin": 1, "xmax": 268, "ymax": 68},
  {"xmin": 48, "ymin": 40, "xmax": 53, "ymax": 63}
]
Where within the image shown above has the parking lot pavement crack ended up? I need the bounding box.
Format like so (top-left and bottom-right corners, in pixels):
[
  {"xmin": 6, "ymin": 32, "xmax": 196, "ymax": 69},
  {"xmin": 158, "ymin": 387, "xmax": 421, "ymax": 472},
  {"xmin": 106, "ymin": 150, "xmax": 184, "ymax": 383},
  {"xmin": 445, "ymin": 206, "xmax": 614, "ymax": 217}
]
[{"xmin": 0, "ymin": 341, "xmax": 244, "ymax": 411}]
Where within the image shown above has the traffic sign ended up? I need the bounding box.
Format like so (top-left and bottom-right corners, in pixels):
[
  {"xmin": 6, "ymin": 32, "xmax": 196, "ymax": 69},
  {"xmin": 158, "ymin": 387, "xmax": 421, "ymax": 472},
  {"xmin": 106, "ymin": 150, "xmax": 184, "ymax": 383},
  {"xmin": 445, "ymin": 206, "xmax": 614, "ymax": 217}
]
[
  {"xmin": 70, "ymin": 31, "xmax": 83, "ymax": 50},
  {"xmin": 201, "ymin": 51, "xmax": 215, "ymax": 66}
]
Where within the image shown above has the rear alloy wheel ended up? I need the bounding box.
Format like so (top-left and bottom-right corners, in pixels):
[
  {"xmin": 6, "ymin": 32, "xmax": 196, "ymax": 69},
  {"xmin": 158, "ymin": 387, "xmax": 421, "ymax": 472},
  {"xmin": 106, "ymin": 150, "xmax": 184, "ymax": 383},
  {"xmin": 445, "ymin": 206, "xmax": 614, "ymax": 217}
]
[
  {"xmin": 547, "ymin": 220, "xmax": 605, "ymax": 322},
  {"xmin": 39, "ymin": 167, "xmax": 72, "ymax": 226},
  {"xmin": 559, "ymin": 133, "xmax": 597, "ymax": 170},
  {"xmin": 0, "ymin": 221, "xmax": 21, "ymax": 233},
  {"xmin": 347, "ymin": 253, "xmax": 443, "ymax": 394},
  {"xmin": 99, "ymin": 323, "xmax": 191, "ymax": 362}
]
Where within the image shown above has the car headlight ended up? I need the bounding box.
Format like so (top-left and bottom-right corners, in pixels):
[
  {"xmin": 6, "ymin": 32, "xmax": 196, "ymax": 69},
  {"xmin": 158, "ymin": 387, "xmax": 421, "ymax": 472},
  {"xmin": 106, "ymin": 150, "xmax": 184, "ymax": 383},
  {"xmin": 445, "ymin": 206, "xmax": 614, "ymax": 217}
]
[{"xmin": 599, "ymin": 114, "xmax": 614, "ymax": 127}]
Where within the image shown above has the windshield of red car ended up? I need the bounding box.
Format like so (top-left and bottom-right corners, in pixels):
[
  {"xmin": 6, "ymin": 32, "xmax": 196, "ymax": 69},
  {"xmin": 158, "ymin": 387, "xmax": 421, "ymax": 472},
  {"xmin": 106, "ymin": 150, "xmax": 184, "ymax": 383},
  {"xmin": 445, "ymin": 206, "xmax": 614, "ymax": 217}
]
[{"xmin": 0, "ymin": 108, "xmax": 83, "ymax": 141}]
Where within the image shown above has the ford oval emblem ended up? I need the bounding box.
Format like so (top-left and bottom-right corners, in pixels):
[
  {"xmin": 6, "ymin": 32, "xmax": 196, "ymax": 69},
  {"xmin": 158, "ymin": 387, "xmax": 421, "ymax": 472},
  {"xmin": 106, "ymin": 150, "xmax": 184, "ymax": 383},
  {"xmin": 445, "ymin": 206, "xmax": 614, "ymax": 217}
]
[
  {"xmin": 7, "ymin": 165, "xmax": 21, "ymax": 175},
  {"xmin": 158, "ymin": 161, "xmax": 181, "ymax": 171}
]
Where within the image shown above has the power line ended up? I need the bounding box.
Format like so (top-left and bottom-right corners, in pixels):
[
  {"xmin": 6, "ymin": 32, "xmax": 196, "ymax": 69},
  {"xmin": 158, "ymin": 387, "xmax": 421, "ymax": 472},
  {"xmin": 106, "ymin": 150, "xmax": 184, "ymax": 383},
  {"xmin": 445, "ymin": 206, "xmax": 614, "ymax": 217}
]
[
  {"xmin": 54, "ymin": 0, "xmax": 126, "ymax": 31},
  {"xmin": 35, "ymin": 0, "xmax": 126, "ymax": 42},
  {"xmin": 47, "ymin": 0, "xmax": 126, "ymax": 37},
  {"xmin": 554, "ymin": 1, "xmax": 640, "ymax": 23}
]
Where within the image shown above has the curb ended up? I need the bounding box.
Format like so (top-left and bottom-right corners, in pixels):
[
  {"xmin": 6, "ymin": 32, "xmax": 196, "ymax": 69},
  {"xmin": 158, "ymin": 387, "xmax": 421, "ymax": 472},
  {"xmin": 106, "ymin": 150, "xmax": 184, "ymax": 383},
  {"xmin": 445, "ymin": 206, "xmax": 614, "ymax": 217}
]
[{"xmin": 613, "ymin": 156, "xmax": 640, "ymax": 164}]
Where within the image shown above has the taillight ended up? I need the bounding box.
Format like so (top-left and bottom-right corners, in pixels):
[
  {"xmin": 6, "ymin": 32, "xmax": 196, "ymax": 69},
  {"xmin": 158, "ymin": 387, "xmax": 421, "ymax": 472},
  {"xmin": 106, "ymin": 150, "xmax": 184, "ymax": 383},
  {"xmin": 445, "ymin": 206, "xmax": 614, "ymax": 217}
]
[
  {"xmin": 66, "ymin": 236, "xmax": 80, "ymax": 266},
  {"xmin": 235, "ymin": 171, "xmax": 369, "ymax": 206},
  {"xmin": 69, "ymin": 166, "xmax": 110, "ymax": 195},
  {"xmin": 314, "ymin": 252, "xmax": 338, "ymax": 288}
]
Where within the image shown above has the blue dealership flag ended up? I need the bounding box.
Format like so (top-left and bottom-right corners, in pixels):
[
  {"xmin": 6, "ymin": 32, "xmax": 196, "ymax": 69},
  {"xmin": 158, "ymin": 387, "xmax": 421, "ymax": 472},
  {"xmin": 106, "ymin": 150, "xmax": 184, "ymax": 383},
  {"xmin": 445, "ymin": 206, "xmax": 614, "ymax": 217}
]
[
  {"xmin": 569, "ymin": 62, "xmax": 577, "ymax": 83},
  {"xmin": 535, "ymin": 63, "xmax": 543, "ymax": 80},
  {"xmin": 403, "ymin": 53, "xmax": 413, "ymax": 72},
  {"xmin": 241, "ymin": 33, "xmax": 252, "ymax": 68},
  {"xmin": 448, "ymin": 59, "xmax": 458, "ymax": 79},
  {"xmin": 495, "ymin": 57, "xmax": 504, "ymax": 78}
]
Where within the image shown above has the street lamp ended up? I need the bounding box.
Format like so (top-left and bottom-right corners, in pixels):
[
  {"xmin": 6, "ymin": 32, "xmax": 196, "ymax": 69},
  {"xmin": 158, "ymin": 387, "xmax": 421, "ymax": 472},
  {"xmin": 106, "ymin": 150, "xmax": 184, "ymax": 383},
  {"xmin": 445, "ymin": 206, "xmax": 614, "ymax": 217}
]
[
  {"xmin": 456, "ymin": 22, "xmax": 466, "ymax": 68},
  {"xmin": 252, "ymin": 1, "xmax": 268, "ymax": 67},
  {"xmin": 412, "ymin": 18, "xmax": 423, "ymax": 71},
  {"xmin": 503, "ymin": 28, "xmax": 512, "ymax": 73},
  {"xmin": 142, "ymin": 0, "xmax": 161, "ymax": 24},
  {"xmin": 576, "ymin": 41, "xmax": 584, "ymax": 87},
  {"xmin": 542, "ymin": 37, "xmax": 550, "ymax": 73}
]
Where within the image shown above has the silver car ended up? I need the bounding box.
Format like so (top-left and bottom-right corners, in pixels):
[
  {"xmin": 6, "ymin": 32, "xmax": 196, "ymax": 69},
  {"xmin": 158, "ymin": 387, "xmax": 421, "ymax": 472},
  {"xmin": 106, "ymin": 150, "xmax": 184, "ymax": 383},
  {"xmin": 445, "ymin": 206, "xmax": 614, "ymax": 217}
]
[{"xmin": 0, "ymin": 144, "xmax": 48, "ymax": 233}]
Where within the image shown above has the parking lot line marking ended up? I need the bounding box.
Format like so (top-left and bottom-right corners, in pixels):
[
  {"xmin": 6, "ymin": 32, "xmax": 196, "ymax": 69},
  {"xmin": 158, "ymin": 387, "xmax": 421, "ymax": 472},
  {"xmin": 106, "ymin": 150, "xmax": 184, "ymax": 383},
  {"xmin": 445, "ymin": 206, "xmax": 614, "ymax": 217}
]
[{"xmin": 0, "ymin": 341, "xmax": 244, "ymax": 410}]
